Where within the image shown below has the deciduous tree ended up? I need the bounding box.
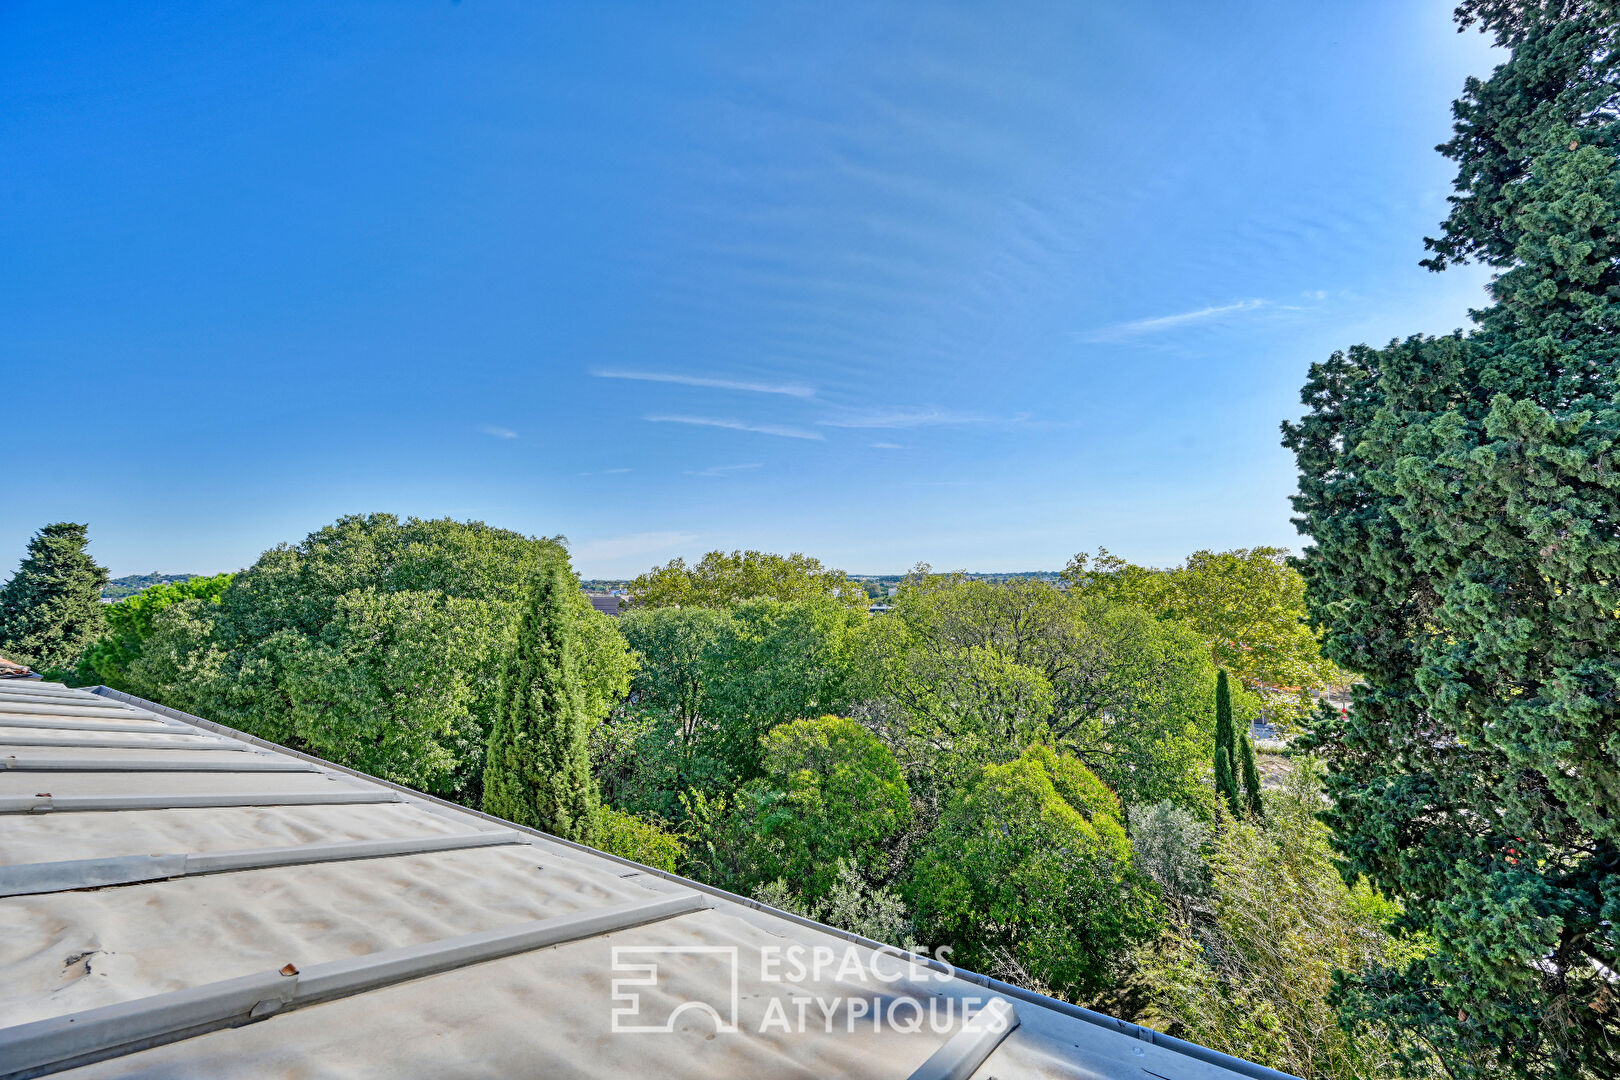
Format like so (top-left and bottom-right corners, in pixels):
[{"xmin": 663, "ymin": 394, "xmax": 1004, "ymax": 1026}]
[
  {"xmin": 907, "ymin": 745, "xmax": 1161, "ymax": 999},
  {"xmin": 739, "ymin": 716, "xmax": 911, "ymax": 901},
  {"xmin": 628, "ymin": 549, "xmax": 867, "ymax": 612},
  {"xmin": 857, "ymin": 573, "xmax": 1215, "ymax": 808},
  {"xmin": 120, "ymin": 515, "xmax": 632, "ymax": 801},
  {"xmin": 76, "ymin": 573, "xmax": 233, "ymax": 690}
]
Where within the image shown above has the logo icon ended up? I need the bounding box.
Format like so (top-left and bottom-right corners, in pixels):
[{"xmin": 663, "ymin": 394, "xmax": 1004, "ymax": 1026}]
[{"xmin": 610, "ymin": 945, "xmax": 740, "ymax": 1034}]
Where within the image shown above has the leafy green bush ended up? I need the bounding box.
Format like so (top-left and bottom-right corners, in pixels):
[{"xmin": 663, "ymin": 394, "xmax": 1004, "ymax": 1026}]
[
  {"xmin": 597, "ymin": 807, "xmax": 685, "ymax": 872},
  {"xmin": 907, "ymin": 745, "xmax": 1161, "ymax": 999},
  {"xmin": 755, "ymin": 858, "xmax": 915, "ymax": 947},
  {"xmin": 743, "ymin": 716, "xmax": 911, "ymax": 900}
]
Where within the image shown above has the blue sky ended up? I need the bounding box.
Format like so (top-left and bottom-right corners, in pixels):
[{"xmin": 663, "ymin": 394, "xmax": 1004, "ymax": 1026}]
[{"xmin": 2, "ymin": 1, "xmax": 1500, "ymax": 579}]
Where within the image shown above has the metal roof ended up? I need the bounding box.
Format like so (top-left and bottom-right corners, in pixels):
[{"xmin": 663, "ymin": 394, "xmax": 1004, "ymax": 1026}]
[{"xmin": 0, "ymin": 681, "xmax": 1295, "ymax": 1080}]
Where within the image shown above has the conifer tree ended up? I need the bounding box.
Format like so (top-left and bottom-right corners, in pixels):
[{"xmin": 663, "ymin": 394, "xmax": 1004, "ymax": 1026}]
[
  {"xmin": 1213, "ymin": 669, "xmax": 1241, "ymax": 816},
  {"xmin": 0, "ymin": 523, "xmax": 109, "ymax": 670},
  {"xmin": 483, "ymin": 556, "xmax": 599, "ymax": 843},
  {"xmin": 1214, "ymin": 746, "xmax": 1239, "ymax": 820},
  {"xmin": 1285, "ymin": 3, "xmax": 1620, "ymax": 1073},
  {"xmin": 1237, "ymin": 731, "xmax": 1264, "ymax": 821}
]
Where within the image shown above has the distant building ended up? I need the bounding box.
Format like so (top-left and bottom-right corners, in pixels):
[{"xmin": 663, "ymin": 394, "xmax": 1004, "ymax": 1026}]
[{"xmin": 587, "ymin": 593, "xmax": 625, "ymax": 617}]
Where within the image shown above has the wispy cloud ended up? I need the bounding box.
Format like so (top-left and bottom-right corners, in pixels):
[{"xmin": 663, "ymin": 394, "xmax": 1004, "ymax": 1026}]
[
  {"xmin": 479, "ymin": 425, "xmax": 519, "ymax": 439},
  {"xmin": 647, "ymin": 415, "xmax": 824, "ymax": 440},
  {"xmin": 1079, "ymin": 299, "xmax": 1269, "ymax": 343},
  {"xmin": 685, "ymin": 462, "xmax": 763, "ymax": 477},
  {"xmin": 594, "ymin": 369, "xmax": 815, "ymax": 398},
  {"xmin": 578, "ymin": 467, "xmax": 632, "ymax": 476},
  {"xmin": 819, "ymin": 407, "xmax": 992, "ymax": 430},
  {"xmin": 871, "ymin": 442, "xmax": 905, "ymax": 450}
]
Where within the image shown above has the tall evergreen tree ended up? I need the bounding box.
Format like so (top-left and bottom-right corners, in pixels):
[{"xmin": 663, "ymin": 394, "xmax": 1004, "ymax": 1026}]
[
  {"xmin": 1237, "ymin": 731, "xmax": 1264, "ymax": 821},
  {"xmin": 483, "ymin": 556, "xmax": 599, "ymax": 843},
  {"xmin": 1213, "ymin": 745, "xmax": 1239, "ymax": 820},
  {"xmin": 1213, "ymin": 669, "xmax": 1241, "ymax": 816},
  {"xmin": 0, "ymin": 523, "xmax": 109, "ymax": 670},
  {"xmin": 1285, "ymin": 3, "xmax": 1620, "ymax": 1074}
]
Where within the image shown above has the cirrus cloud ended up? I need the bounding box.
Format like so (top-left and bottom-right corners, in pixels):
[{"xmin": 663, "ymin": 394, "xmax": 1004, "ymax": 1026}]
[
  {"xmin": 646, "ymin": 414, "xmax": 824, "ymax": 440},
  {"xmin": 594, "ymin": 369, "xmax": 815, "ymax": 398}
]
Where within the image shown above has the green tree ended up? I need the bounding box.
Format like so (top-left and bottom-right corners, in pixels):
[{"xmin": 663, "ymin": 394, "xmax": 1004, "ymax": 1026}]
[
  {"xmin": 119, "ymin": 515, "xmax": 632, "ymax": 800},
  {"xmin": 601, "ymin": 606, "xmax": 739, "ymax": 817},
  {"xmin": 739, "ymin": 716, "xmax": 912, "ymax": 901},
  {"xmin": 1237, "ymin": 731, "xmax": 1264, "ymax": 821},
  {"xmin": 1282, "ymin": 5, "xmax": 1620, "ymax": 1074},
  {"xmin": 605, "ymin": 599, "xmax": 863, "ymax": 817},
  {"xmin": 857, "ymin": 573, "xmax": 1215, "ymax": 808},
  {"xmin": 1214, "ymin": 746, "xmax": 1238, "ymax": 821},
  {"xmin": 1214, "ymin": 670, "xmax": 1240, "ymax": 816},
  {"xmin": 0, "ymin": 523, "xmax": 109, "ymax": 670},
  {"xmin": 76, "ymin": 573, "xmax": 234, "ymax": 690},
  {"xmin": 484, "ymin": 557, "xmax": 599, "ymax": 843},
  {"xmin": 907, "ymin": 745, "xmax": 1162, "ymax": 1000},
  {"xmin": 1065, "ymin": 546, "xmax": 1341, "ymax": 725},
  {"xmin": 628, "ymin": 549, "xmax": 868, "ymax": 612}
]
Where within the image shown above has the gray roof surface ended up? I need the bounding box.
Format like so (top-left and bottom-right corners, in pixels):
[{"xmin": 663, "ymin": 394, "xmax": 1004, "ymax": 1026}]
[{"xmin": 0, "ymin": 682, "xmax": 1294, "ymax": 1080}]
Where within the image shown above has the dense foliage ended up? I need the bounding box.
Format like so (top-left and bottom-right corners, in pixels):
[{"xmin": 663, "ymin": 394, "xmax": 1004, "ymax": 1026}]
[
  {"xmin": 1284, "ymin": 3, "xmax": 1620, "ymax": 1074},
  {"xmin": 597, "ymin": 806, "xmax": 685, "ymax": 871},
  {"xmin": 601, "ymin": 599, "xmax": 863, "ymax": 817},
  {"xmin": 0, "ymin": 523, "xmax": 109, "ymax": 671},
  {"xmin": 1066, "ymin": 546, "xmax": 1339, "ymax": 728},
  {"xmin": 3, "ymin": 515, "xmax": 1409, "ymax": 1074},
  {"xmin": 628, "ymin": 549, "xmax": 868, "ymax": 612},
  {"xmin": 907, "ymin": 745, "xmax": 1161, "ymax": 998},
  {"xmin": 1132, "ymin": 765, "xmax": 1419, "ymax": 1080},
  {"xmin": 76, "ymin": 573, "xmax": 233, "ymax": 690},
  {"xmin": 856, "ymin": 572, "xmax": 1217, "ymax": 807},
  {"xmin": 120, "ymin": 515, "xmax": 632, "ymax": 800},
  {"xmin": 737, "ymin": 715, "xmax": 911, "ymax": 901}
]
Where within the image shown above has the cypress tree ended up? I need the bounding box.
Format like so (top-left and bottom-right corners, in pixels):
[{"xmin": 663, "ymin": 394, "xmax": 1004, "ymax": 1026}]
[
  {"xmin": 1213, "ymin": 669, "xmax": 1241, "ymax": 816},
  {"xmin": 0, "ymin": 523, "xmax": 109, "ymax": 670},
  {"xmin": 1237, "ymin": 731, "xmax": 1264, "ymax": 821},
  {"xmin": 483, "ymin": 556, "xmax": 599, "ymax": 844},
  {"xmin": 1213, "ymin": 746, "xmax": 1239, "ymax": 820},
  {"xmin": 1284, "ymin": 4, "xmax": 1620, "ymax": 1073}
]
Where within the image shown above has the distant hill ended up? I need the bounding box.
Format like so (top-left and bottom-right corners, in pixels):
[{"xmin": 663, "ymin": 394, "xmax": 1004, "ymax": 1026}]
[{"xmin": 102, "ymin": 573, "xmax": 196, "ymax": 600}]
